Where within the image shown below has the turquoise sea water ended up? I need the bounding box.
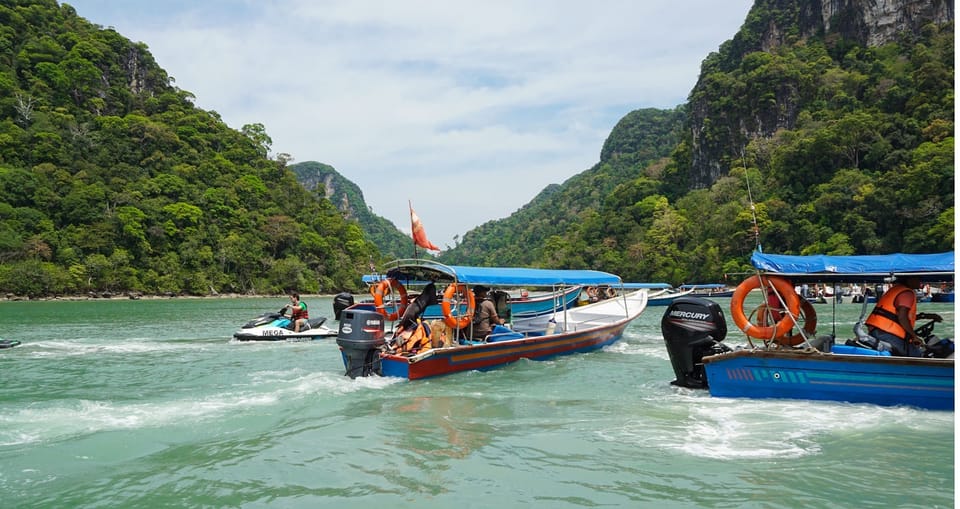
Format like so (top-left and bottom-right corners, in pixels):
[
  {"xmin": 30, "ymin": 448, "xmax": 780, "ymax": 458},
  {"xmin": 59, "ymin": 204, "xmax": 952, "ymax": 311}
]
[{"xmin": 0, "ymin": 296, "xmax": 954, "ymax": 508}]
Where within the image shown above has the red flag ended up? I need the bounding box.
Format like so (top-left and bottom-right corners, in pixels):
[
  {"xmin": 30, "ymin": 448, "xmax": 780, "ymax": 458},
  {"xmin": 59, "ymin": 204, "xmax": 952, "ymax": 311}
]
[{"xmin": 410, "ymin": 202, "xmax": 440, "ymax": 251}]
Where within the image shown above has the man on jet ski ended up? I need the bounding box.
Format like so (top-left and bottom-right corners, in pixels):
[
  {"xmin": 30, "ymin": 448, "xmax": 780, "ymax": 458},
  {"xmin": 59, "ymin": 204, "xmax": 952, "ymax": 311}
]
[{"xmin": 284, "ymin": 293, "xmax": 310, "ymax": 332}]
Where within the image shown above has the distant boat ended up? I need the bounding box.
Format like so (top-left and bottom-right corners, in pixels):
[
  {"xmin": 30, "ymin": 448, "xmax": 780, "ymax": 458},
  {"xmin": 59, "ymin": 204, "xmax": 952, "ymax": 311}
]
[
  {"xmin": 646, "ymin": 286, "xmax": 698, "ymax": 306},
  {"xmin": 338, "ymin": 260, "xmax": 649, "ymax": 380},
  {"xmin": 662, "ymin": 251, "xmax": 955, "ymax": 411},
  {"xmin": 931, "ymin": 291, "xmax": 954, "ymax": 303},
  {"xmin": 679, "ymin": 283, "xmax": 734, "ymax": 298}
]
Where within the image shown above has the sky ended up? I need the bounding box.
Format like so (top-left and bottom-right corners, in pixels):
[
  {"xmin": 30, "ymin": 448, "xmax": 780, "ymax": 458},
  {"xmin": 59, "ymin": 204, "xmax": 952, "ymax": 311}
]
[{"xmin": 65, "ymin": 0, "xmax": 754, "ymax": 249}]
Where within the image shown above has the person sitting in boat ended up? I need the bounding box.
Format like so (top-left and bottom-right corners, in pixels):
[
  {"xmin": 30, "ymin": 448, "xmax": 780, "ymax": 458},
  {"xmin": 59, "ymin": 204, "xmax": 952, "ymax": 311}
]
[
  {"xmin": 284, "ymin": 293, "xmax": 310, "ymax": 333},
  {"xmin": 864, "ymin": 276, "xmax": 942, "ymax": 356},
  {"xmin": 471, "ymin": 285, "xmax": 504, "ymax": 340},
  {"xmin": 584, "ymin": 286, "xmax": 599, "ymax": 303}
]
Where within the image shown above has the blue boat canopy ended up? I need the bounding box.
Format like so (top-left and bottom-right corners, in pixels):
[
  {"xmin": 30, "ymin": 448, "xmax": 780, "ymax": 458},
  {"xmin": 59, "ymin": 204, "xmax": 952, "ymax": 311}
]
[
  {"xmin": 750, "ymin": 251, "xmax": 955, "ymax": 282},
  {"xmin": 379, "ymin": 260, "xmax": 622, "ymax": 287},
  {"xmin": 621, "ymin": 282, "xmax": 672, "ymax": 289}
]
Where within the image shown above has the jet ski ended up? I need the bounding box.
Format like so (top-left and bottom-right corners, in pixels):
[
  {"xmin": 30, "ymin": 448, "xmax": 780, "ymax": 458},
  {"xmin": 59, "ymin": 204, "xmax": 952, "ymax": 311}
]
[
  {"xmin": 0, "ymin": 338, "xmax": 21, "ymax": 349},
  {"xmin": 232, "ymin": 308, "xmax": 337, "ymax": 342}
]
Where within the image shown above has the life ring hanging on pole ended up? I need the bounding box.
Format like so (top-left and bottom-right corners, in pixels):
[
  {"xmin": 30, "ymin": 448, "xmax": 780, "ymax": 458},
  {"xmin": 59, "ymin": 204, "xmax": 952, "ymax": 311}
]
[
  {"xmin": 730, "ymin": 275, "xmax": 800, "ymax": 340},
  {"xmin": 756, "ymin": 298, "xmax": 817, "ymax": 346},
  {"xmin": 442, "ymin": 283, "xmax": 475, "ymax": 329},
  {"xmin": 372, "ymin": 278, "xmax": 407, "ymax": 321}
]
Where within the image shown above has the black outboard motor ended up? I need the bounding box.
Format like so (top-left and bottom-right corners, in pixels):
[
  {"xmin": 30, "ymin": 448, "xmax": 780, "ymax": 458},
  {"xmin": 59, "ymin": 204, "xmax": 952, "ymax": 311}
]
[
  {"xmin": 333, "ymin": 292, "xmax": 355, "ymax": 321},
  {"xmin": 661, "ymin": 296, "xmax": 731, "ymax": 389},
  {"xmin": 396, "ymin": 282, "xmax": 438, "ymax": 332},
  {"xmin": 336, "ymin": 309, "xmax": 385, "ymax": 378}
]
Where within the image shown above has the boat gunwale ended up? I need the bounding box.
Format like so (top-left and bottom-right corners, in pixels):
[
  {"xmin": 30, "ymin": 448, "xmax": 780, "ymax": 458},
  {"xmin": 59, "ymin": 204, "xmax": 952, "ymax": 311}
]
[{"xmin": 702, "ymin": 347, "xmax": 955, "ymax": 367}]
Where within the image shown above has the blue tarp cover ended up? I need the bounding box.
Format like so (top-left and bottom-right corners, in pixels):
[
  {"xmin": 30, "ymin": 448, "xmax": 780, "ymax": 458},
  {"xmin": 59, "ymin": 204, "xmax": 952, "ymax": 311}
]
[
  {"xmin": 381, "ymin": 261, "xmax": 622, "ymax": 287},
  {"xmin": 750, "ymin": 252, "xmax": 955, "ymax": 281}
]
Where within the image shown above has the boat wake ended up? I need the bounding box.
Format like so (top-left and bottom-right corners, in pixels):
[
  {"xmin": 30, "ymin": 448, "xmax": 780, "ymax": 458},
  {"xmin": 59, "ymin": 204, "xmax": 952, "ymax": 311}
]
[
  {"xmin": 604, "ymin": 392, "xmax": 954, "ymax": 460},
  {"xmin": 24, "ymin": 339, "xmax": 220, "ymax": 356},
  {"xmin": 0, "ymin": 367, "xmax": 400, "ymax": 447}
]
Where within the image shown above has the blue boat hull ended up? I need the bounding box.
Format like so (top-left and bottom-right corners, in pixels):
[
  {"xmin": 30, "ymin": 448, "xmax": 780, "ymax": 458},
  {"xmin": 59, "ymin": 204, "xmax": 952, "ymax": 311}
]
[
  {"xmin": 703, "ymin": 349, "xmax": 954, "ymax": 410},
  {"xmin": 931, "ymin": 292, "xmax": 954, "ymax": 303}
]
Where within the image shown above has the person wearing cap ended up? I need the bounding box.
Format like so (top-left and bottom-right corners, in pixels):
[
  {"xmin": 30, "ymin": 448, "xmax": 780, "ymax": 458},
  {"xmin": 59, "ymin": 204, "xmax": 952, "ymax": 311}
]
[
  {"xmin": 865, "ymin": 275, "xmax": 942, "ymax": 356},
  {"xmin": 472, "ymin": 285, "xmax": 504, "ymax": 340}
]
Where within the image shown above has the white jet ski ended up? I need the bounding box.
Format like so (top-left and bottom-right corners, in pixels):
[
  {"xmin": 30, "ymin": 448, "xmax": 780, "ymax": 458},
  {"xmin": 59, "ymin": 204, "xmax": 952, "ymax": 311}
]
[{"xmin": 232, "ymin": 309, "xmax": 337, "ymax": 342}]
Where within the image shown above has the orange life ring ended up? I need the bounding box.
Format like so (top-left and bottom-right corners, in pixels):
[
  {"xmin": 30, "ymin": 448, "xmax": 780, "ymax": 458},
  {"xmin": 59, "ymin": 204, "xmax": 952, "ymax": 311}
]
[
  {"xmin": 730, "ymin": 275, "xmax": 800, "ymax": 340},
  {"xmin": 756, "ymin": 298, "xmax": 817, "ymax": 346},
  {"xmin": 441, "ymin": 283, "xmax": 475, "ymax": 329},
  {"xmin": 372, "ymin": 278, "xmax": 407, "ymax": 321}
]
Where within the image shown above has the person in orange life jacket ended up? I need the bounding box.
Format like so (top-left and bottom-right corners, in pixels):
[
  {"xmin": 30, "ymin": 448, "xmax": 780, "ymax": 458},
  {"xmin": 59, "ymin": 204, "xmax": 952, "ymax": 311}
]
[
  {"xmin": 284, "ymin": 293, "xmax": 309, "ymax": 332},
  {"xmin": 865, "ymin": 276, "xmax": 942, "ymax": 356},
  {"xmin": 471, "ymin": 286, "xmax": 504, "ymax": 340}
]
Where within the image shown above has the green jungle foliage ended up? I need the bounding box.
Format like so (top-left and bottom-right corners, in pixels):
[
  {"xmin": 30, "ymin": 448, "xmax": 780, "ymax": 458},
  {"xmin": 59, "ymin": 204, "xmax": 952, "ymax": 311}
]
[
  {"xmin": 444, "ymin": 108, "xmax": 685, "ymax": 268},
  {"xmin": 289, "ymin": 161, "xmax": 418, "ymax": 260},
  {"xmin": 0, "ymin": 0, "xmax": 953, "ymax": 297},
  {"xmin": 0, "ymin": 0, "xmax": 380, "ymax": 297},
  {"xmin": 442, "ymin": 21, "xmax": 954, "ymax": 285}
]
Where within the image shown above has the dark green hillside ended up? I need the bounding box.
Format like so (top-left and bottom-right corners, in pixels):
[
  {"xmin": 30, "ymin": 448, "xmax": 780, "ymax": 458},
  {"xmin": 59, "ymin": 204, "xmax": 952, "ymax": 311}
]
[
  {"xmin": 441, "ymin": 107, "xmax": 685, "ymax": 267},
  {"xmin": 0, "ymin": 0, "xmax": 379, "ymax": 297},
  {"xmin": 444, "ymin": 2, "xmax": 953, "ymax": 285},
  {"xmin": 290, "ymin": 161, "xmax": 417, "ymax": 260}
]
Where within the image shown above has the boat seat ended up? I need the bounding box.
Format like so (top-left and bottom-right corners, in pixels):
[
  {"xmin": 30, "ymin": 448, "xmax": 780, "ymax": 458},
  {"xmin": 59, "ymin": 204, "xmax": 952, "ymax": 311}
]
[
  {"xmin": 486, "ymin": 325, "xmax": 524, "ymax": 342},
  {"xmin": 832, "ymin": 344, "xmax": 892, "ymax": 356}
]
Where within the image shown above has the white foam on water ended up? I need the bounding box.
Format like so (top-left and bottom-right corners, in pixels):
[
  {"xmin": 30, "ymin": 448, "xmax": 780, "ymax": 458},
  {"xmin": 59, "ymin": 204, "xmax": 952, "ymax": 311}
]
[
  {"xmin": 604, "ymin": 391, "xmax": 954, "ymax": 460},
  {"xmin": 17, "ymin": 339, "xmax": 219, "ymax": 358},
  {"xmin": 606, "ymin": 339, "xmax": 671, "ymax": 360},
  {"xmin": 0, "ymin": 365, "xmax": 402, "ymax": 447}
]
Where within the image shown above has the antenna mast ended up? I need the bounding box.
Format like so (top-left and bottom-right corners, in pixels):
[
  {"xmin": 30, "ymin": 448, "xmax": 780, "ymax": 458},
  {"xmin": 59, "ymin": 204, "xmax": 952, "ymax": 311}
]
[{"xmin": 741, "ymin": 148, "xmax": 761, "ymax": 252}]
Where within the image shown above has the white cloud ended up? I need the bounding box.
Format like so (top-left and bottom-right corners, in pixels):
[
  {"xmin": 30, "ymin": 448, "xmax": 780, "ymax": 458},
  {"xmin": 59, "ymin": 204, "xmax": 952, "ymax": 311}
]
[{"xmin": 67, "ymin": 0, "xmax": 752, "ymax": 248}]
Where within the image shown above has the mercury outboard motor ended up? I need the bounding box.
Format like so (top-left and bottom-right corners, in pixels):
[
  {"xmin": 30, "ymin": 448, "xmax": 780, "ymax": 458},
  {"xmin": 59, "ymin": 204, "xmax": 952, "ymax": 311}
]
[
  {"xmin": 661, "ymin": 296, "xmax": 731, "ymax": 389},
  {"xmin": 336, "ymin": 309, "xmax": 385, "ymax": 378},
  {"xmin": 333, "ymin": 292, "xmax": 355, "ymax": 321}
]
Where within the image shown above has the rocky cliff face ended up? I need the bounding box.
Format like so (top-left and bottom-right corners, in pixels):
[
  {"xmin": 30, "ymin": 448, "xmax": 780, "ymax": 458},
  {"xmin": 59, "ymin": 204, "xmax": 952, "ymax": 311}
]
[
  {"xmin": 685, "ymin": 0, "xmax": 953, "ymax": 190},
  {"xmin": 806, "ymin": 0, "xmax": 952, "ymax": 47}
]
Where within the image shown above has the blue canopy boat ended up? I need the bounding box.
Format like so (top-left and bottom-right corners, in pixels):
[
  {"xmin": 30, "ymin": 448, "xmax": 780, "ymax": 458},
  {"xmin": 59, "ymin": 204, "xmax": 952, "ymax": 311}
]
[
  {"xmin": 661, "ymin": 251, "xmax": 955, "ymax": 411},
  {"xmin": 337, "ymin": 260, "xmax": 649, "ymax": 380},
  {"xmin": 679, "ymin": 283, "xmax": 734, "ymax": 297}
]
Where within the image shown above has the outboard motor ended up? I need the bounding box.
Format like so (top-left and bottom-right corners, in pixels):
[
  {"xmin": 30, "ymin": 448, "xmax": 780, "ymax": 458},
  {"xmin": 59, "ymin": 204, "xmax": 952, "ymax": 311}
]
[
  {"xmin": 333, "ymin": 292, "xmax": 355, "ymax": 321},
  {"xmin": 336, "ymin": 309, "xmax": 385, "ymax": 378},
  {"xmin": 661, "ymin": 296, "xmax": 731, "ymax": 389}
]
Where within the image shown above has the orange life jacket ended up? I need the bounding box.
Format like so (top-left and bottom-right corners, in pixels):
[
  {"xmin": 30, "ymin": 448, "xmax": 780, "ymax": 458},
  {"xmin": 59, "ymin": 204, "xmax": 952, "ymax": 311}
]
[
  {"xmin": 864, "ymin": 284, "xmax": 915, "ymax": 340},
  {"xmin": 400, "ymin": 321, "xmax": 432, "ymax": 354},
  {"xmin": 291, "ymin": 302, "xmax": 309, "ymax": 320}
]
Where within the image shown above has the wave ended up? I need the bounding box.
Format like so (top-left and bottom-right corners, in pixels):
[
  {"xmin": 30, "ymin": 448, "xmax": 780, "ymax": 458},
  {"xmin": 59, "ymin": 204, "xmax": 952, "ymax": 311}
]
[
  {"xmin": 602, "ymin": 390, "xmax": 954, "ymax": 460},
  {"xmin": 0, "ymin": 367, "xmax": 400, "ymax": 448}
]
